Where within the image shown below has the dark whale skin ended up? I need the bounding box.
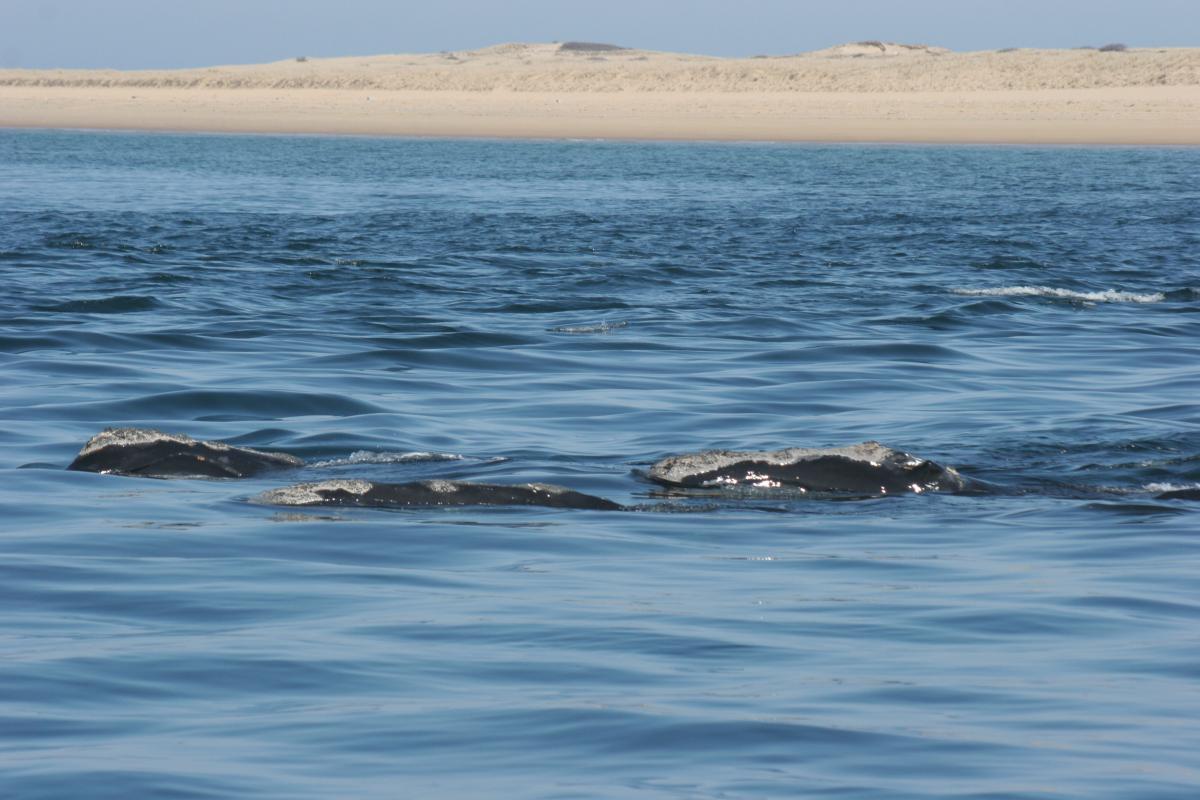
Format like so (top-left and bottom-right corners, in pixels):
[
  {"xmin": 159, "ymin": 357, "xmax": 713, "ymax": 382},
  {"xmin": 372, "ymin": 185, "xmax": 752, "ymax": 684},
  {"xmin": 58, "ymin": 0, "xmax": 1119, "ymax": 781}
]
[
  {"xmin": 647, "ymin": 442, "xmax": 973, "ymax": 496},
  {"xmin": 256, "ymin": 479, "xmax": 624, "ymax": 511},
  {"xmin": 68, "ymin": 428, "xmax": 303, "ymax": 479}
]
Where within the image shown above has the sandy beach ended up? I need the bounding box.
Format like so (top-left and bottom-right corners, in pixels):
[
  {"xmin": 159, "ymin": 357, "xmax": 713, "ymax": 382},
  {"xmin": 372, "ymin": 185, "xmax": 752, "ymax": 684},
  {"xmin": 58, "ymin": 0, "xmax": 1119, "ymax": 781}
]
[{"xmin": 2, "ymin": 42, "xmax": 1198, "ymax": 144}]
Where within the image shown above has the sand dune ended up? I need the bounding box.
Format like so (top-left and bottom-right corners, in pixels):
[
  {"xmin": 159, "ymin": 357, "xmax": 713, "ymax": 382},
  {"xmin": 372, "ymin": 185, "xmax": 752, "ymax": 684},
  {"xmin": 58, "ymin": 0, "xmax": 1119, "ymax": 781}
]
[
  {"xmin": 2, "ymin": 42, "xmax": 1198, "ymax": 144},
  {"xmin": 5, "ymin": 42, "xmax": 1197, "ymax": 92}
]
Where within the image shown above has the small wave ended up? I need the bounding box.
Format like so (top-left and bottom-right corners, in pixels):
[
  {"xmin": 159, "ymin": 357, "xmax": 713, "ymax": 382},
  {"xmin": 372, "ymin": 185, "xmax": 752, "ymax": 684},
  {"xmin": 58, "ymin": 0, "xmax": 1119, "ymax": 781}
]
[
  {"xmin": 550, "ymin": 320, "xmax": 630, "ymax": 334},
  {"xmin": 951, "ymin": 286, "xmax": 1166, "ymax": 304},
  {"xmin": 309, "ymin": 451, "xmax": 468, "ymax": 468},
  {"xmin": 308, "ymin": 451, "xmax": 508, "ymax": 468},
  {"xmin": 33, "ymin": 295, "xmax": 162, "ymax": 314},
  {"xmin": 148, "ymin": 272, "xmax": 191, "ymax": 284},
  {"xmin": 1144, "ymin": 482, "xmax": 1200, "ymax": 494},
  {"xmin": 49, "ymin": 389, "xmax": 386, "ymax": 421}
]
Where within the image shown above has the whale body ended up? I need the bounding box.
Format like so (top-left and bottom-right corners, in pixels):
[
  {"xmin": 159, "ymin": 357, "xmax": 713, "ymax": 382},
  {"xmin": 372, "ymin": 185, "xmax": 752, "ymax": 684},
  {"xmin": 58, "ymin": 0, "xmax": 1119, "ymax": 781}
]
[
  {"xmin": 68, "ymin": 428, "xmax": 304, "ymax": 479},
  {"xmin": 255, "ymin": 479, "xmax": 624, "ymax": 511},
  {"xmin": 647, "ymin": 441, "xmax": 973, "ymax": 497}
]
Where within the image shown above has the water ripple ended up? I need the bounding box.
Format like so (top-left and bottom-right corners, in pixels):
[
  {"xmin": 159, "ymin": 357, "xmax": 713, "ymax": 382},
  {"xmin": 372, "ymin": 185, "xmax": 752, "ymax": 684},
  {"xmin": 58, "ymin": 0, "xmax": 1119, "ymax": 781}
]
[{"xmin": 1, "ymin": 131, "xmax": 1198, "ymax": 799}]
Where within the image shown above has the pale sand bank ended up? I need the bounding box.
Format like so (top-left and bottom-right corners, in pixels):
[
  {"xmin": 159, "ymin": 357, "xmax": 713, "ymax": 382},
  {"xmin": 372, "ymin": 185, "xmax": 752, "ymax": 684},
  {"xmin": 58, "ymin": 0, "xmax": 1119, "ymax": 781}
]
[{"xmin": 3, "ymin": 43, "xmax": 1199, "ymax": 144}]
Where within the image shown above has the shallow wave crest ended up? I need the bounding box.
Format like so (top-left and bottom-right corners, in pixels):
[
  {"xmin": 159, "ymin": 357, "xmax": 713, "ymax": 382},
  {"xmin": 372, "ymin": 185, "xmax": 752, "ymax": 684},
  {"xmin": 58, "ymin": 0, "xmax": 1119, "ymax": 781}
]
[
  {"xmin": 309, "ymin": 450, "xmax": 468, "ymax": 468},
  {"xmin": 549, "ymin": 320, "xmax": 630, "ymax": 334},
  {"xmin": 1144, "ymin": 482, "xmax": 1200, "ymax": 494},
  {"xmin": 952, "ymin": 286, "xmax": 1166, "ymax": 303}
]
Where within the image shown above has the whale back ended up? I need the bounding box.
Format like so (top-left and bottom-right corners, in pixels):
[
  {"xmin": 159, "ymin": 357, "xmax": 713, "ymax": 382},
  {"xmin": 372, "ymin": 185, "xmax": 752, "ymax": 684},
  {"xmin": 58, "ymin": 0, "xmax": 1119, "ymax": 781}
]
[
  {"xmin": 648, "ymin": 442, "xmax": 971, "ymax": 496},
  {"xmin": 256, "ymin": 479, "xmax": 624, "ymax": 511},
  {"xmin": 68, "ymin": 428, "xmax": 303, "ymax": 479}
]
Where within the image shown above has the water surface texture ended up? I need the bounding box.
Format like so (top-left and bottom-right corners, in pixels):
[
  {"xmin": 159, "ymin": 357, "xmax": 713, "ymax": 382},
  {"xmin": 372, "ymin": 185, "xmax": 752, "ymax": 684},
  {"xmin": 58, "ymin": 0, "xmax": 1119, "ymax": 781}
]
[{"xmin": 2, "ymin": 131, "xmax": 1199, "ymax": 799}]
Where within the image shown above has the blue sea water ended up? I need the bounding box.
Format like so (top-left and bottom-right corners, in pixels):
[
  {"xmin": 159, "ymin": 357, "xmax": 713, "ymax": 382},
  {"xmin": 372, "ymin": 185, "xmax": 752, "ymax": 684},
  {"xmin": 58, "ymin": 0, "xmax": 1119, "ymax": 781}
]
[{"xmin": 1, "ymin": 129, "xmax": 1199, "ymax": 799}]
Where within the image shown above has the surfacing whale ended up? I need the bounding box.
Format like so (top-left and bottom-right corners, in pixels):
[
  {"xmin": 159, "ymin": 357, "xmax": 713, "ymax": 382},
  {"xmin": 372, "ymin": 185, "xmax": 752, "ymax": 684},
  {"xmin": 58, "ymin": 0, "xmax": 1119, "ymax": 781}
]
[
  {"xmin": 256, "ymin": 479, "xmax": 624, "ymax": 511},
  {"xmin": 68, "ymin": 427, "xmax": 304, "ymax": 479},
  {"xmin": 68, "ymin": 428, "xmax": 1188, "ymax": 508},
  {"xmin": 647, "ymin": 441, "xmax": 975, "ymax": 497}
]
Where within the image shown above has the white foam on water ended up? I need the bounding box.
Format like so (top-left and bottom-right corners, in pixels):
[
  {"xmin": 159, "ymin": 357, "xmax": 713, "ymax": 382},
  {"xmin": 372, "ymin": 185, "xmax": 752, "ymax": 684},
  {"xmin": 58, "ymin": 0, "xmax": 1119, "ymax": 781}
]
[
  {"xmin": 310, "ymin": 450, "xmax": 467, "ymax": 468},
  {"xmin": 549, "ymin": 320, "xmax": 630, "ymax": 334},
  {"xmin": 952, "ymin": 286, "xmax": 1166, "ymax": 304},
  {"xmin": 1144, "ymin": 482, "xmax": 1200, "ymax": 494}
]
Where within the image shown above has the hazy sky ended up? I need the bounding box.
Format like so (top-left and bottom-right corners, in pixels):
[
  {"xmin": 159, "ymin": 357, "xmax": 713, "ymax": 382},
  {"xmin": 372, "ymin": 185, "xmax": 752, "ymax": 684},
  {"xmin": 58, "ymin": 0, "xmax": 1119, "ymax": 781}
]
[{"xmin": 3, "ymin": 0, "xmax": 1195, "ymax": 69}]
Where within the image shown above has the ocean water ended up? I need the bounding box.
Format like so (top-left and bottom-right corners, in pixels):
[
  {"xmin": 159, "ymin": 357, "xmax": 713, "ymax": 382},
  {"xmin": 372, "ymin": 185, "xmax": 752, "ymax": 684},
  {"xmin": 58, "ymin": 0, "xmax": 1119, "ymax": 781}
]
[{"xmin": 1, "ymin": 129, "xmax": 1199, "ymax": 799}]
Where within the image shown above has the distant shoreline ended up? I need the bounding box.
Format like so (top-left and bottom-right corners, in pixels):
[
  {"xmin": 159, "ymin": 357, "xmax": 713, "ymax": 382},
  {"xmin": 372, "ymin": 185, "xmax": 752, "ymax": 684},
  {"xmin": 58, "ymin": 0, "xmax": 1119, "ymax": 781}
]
[{"xmin": 3, "ymin": 43, "xmax": 1198, "ymax": 145}]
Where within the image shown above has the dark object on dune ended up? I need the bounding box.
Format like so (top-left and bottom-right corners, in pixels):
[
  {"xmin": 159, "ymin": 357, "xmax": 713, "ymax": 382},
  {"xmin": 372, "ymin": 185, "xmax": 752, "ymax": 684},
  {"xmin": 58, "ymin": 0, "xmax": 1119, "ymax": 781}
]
[
  {"xmin": 647, "ymin": 442, "xmax": 974, "ymax": 497},
  {"xmin": 256, "ymin": 479, "xmax": 624, "ymax": 511},
  {"xmin": 1098, "ymin": 43, "xmax": 1128, "ymax": 52},
  {"xmin": 559, "ymin": 42, "xmax": 627, "ymax": 53},
  {"xmin": 68, "ymin": 428, "xmax": 304, "ymax": 479},
  {"xmin": 1156, "ymin": 487, "xmax": 1200, "ymax": 501}
]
